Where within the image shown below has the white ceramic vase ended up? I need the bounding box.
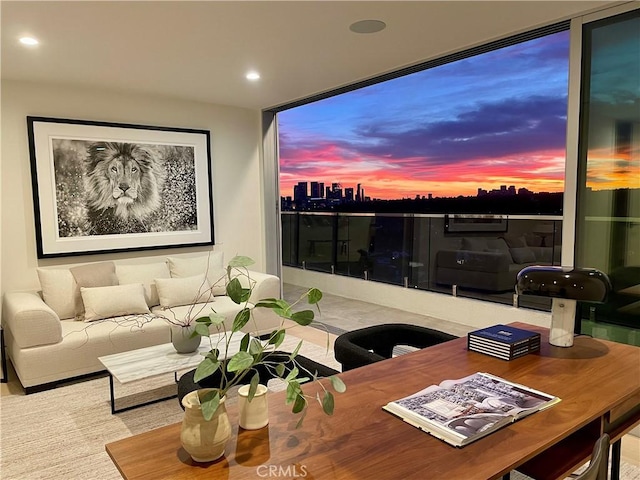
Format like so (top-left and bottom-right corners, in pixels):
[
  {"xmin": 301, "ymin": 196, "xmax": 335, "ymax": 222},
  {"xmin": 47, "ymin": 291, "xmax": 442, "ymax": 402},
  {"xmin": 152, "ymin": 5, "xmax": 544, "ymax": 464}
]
[
  {"xmin": 238, "ymin": 384, "xmax": 269, "ymax": 430},
  {"xmin": 180, "ymin": 389, "xmax": 232, "ymax": 462},
  {"xmin": 171, "ymin": 325, "xmax": 201, "ymax": 353}
]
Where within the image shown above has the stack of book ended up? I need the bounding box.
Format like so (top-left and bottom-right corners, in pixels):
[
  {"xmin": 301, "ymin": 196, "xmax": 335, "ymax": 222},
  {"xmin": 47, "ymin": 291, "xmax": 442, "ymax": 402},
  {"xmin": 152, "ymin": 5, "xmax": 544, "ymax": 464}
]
[{"xmin": 467, "ymin": 324, "xmax": 540, "ymax": 361}]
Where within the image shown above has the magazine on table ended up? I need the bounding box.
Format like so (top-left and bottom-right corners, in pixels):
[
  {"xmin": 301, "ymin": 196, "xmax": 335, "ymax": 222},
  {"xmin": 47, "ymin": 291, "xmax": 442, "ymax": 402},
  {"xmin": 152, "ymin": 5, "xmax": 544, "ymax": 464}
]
[{"xmin": 382, "ymin": 372, "xmax": 560, "ymax": 447}]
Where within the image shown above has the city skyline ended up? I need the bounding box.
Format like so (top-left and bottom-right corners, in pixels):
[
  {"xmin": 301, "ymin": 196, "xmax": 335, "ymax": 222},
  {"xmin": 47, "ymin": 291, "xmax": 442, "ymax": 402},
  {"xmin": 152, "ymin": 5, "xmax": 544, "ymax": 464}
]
[{"xmin": 282, "ymin": 180, "xmax": 548, "ymax": 203}]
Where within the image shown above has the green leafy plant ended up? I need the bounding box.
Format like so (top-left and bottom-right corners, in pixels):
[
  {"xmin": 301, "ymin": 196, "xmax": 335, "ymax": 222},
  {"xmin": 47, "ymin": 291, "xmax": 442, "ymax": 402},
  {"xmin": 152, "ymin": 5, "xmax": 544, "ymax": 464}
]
[{"xmin": 192, "ymin": 255, "xmax": 345, "ymax": 425}]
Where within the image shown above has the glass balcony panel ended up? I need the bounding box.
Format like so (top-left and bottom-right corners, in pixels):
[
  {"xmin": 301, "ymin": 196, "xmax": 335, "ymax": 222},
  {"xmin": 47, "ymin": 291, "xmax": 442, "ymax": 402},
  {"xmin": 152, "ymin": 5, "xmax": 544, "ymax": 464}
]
[
  {"xmin": 281, "ymin": 212, "xmax": 298, "ymax": 267},
  {"xmin": 407, "ymin": 216, "xmax": 433, "ymax": 290},
  {"xmin": 334, "ymin": 215, "xmax": 375, "ymax": 278},
  {"xmin": 426, "ymin": 216, "xmax": 561, "ymax": 308},
  {"xmin": 362, "ymin": 215, "xmax": 412, "ymax": 286},
  {"xmin": 297, "ymin": 213, "xmax": 335, "ymax": 273},
  {"xmin": 282, "ymin": 213, "xmax": 562, "ymax": 314}
]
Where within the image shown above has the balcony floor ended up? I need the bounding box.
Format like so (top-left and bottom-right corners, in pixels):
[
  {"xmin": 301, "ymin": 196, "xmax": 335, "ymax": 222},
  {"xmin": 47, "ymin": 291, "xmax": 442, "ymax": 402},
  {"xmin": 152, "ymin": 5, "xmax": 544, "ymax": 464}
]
[{"xmin": 283, "ymin": 282, "xmax": 475, "ymax": 338}]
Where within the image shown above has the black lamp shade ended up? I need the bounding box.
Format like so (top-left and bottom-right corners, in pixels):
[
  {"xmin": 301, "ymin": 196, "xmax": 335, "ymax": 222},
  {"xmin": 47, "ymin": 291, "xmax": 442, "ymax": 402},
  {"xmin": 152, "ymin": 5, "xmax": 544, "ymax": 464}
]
[{"xmin": 516, "ymin": 266, "xmax": 611, "ymax": 302}]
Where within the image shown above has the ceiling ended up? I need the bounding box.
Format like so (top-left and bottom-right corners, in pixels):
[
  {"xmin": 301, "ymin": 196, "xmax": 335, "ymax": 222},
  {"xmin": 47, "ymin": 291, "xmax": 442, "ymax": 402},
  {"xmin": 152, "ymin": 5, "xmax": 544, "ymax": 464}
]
[{"xmin": 1, "ymin": 1, "xmax": 620, "ymax": 111}]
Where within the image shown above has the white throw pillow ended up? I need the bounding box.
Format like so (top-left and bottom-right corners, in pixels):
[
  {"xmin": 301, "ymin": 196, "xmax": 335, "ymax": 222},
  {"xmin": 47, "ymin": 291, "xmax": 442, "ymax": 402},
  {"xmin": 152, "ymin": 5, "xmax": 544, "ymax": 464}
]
[
  {"xmin": 116, "ymin": 262, "xmax": 171, "ymax": 307},
  {"xmin": 81, "ymin": 283, "xmax": 150, "ymax": 322},
  {"xmin": 167, "ymin": 252, "xmax": 226, "ymax": 295},
  {"xmin": 36, "ymin": 268, "xmax": 77, "ymax": 320},
  {"xmin": 155, "ymin": 274, "xmax": 214, "ymax": 308}
]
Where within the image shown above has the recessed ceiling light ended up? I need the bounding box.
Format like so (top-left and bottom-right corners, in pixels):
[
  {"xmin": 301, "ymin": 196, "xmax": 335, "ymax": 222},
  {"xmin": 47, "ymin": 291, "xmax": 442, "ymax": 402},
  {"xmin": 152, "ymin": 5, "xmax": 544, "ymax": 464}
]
[
  {"xmin": 246, "ymin": 71, "xmax": 260, "ymax": 81},
  {"xmin": 349, "ymin": 19, "xmax": 386, "ymax": 34},
  {"xmin": 19, "ymin": 36, "xmax": 39, "ymax": 46}
]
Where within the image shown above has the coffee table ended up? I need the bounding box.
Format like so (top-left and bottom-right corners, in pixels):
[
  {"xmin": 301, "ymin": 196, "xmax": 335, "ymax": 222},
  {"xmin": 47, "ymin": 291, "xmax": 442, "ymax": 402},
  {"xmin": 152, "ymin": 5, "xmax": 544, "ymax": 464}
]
[{"xmin": 98, "ymin": 332, "xmax": 244, "ymax": 414}]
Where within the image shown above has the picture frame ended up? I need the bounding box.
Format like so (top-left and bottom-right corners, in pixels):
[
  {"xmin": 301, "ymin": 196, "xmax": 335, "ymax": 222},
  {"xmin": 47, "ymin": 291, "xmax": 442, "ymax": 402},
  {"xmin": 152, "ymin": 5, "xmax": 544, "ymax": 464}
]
[
  {"xmin": 27, "ymin": 116, "xmax": 214, "ymax": 258},
  {"xmin": 444, "ymin": 214, "xmax": 508, "ymax": 233}
]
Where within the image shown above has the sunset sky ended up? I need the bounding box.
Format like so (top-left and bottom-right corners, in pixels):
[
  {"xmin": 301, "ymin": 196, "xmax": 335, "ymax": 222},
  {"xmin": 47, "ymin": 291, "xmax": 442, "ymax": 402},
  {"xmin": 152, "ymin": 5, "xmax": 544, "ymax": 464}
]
[{"xmin": 278, "ymin": 31, "xmax": 571, "ymax": 200}]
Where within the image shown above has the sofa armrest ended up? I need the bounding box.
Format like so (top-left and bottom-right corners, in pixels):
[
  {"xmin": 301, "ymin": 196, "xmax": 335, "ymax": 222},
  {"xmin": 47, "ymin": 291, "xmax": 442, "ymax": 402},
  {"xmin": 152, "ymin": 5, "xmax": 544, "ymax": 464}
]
[
  {"xmin": 245, "ymin": 271, "xmax": 281, "ymax": 304},
  {"xmin": 436, "ymin": 249, "xmax": 511, "ymax": 273},
  {"xmin": 2, "ymin": 292, "xmax": 63, "ymax": 348}
]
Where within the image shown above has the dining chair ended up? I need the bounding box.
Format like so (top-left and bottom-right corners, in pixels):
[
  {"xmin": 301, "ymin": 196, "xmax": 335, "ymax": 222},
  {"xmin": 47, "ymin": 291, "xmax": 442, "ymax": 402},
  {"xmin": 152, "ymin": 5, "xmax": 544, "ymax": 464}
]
[{"xmin": 572, "ymin": 433, "xmax": 610, "ymax": 480}]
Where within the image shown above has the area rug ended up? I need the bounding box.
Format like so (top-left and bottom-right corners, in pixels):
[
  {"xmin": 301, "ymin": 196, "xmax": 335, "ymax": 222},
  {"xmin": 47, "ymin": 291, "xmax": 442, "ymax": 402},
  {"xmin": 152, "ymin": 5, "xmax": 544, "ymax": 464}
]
[{"xmin": 0, "ymin": 337, "xmax": 339, "ymax": 480}]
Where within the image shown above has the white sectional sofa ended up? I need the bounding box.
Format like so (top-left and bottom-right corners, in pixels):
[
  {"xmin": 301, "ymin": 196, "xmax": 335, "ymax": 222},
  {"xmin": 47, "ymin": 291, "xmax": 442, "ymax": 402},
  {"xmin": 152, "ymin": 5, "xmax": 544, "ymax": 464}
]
[{"xmin": 2, "ymin": 252, "xmax": 281, "ymax": 392}]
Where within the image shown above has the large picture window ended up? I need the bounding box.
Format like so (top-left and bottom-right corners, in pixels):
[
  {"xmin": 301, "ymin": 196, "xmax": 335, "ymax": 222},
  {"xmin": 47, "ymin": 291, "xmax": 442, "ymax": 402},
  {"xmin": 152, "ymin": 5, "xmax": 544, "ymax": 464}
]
[{"xmin": 275, "ymin": 27, "xmax": 570, "ymax": 308}]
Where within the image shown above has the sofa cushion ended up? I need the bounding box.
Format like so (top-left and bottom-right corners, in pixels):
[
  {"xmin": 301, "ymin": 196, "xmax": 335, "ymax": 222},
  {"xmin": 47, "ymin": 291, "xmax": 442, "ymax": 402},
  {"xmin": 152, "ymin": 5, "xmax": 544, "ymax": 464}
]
[
  {"xmin": 36, "ymin": 268, "xmax": 77, "ymax": 320},
  {"xmin": 167, "ymin": 252, "xmax": 226, "ymax": 295},
  {"xmin": 70, "ymin": 262, "xmax": 119, "ymax": 319},
  {"xmin": 152, "ymin": 296, "xmax": 254, "ymax": 333},
  {"xmin": 509, "ymin": 247, "xmax": 537, "ymax": 264},
  {"xmin": 116, "ymin": 262, "xmax": 171, "ymax": 307},
  {"xmin": 81, "ymin": 283, "xmax": 151, "ymax": 322},
  {"xmin": 155, "ymin": 274, "xmax": 213, "ymax": 308}
]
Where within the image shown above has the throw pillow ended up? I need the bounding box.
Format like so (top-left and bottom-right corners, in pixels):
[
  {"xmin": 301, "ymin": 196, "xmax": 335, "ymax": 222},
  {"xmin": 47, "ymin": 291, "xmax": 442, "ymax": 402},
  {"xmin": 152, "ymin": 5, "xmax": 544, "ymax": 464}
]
[
  {"xmin": 461, "ymin": 237, "xmax": 488, "ymax": 251},
  {"xmin": 502, "ymin": 233, "xmax": 527, "ymax": 248},
  {"xmin": 81, "ymin": 283, "xmax": 150, "ymax": 322},
  {"xmin": 116, "ymin": 262, "xmax": 171, "ymax": 307},
  {"xmin": 69, "ymin": 262, "xmax": 119, "ymax": 320},
  {"xmin": 485, "ymin": 238, "xmax": 510, "ymax": 256},
  {"xmin": 524, "ymin": 233, "xmax": 544, "ymax": 247},
  {"xmin": 36, "ymin": 268, "xmax": 77, "ymax": 320},
  {"xmin": 155, "ymin": 274, "xmax": 214, "ymax": 308},
  {"xmin": 167, "ymin": 251, "xmax": 226, "ymax": 295},
  {"xmin": 509, "ymin": 247, "xmax": 537, "ymax": 264}
]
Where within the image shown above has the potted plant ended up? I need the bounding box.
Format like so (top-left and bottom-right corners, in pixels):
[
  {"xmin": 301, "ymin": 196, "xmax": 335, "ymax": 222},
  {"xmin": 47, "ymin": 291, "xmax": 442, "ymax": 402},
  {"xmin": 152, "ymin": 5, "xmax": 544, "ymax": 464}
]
[
  {"xmin": 179, "ymin": 255, "xmax": 345, "ymax": 461},
  {"xmin": 160, "ymin": 279, "xmax": 220, "ymax": 354}
]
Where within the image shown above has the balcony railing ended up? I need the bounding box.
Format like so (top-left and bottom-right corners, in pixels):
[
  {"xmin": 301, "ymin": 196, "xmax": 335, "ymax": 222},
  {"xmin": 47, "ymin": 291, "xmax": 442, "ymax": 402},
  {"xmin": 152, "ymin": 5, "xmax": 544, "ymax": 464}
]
[{"xmin": 282, "ymin": 212, "xmax": 563, "ymax": 311}]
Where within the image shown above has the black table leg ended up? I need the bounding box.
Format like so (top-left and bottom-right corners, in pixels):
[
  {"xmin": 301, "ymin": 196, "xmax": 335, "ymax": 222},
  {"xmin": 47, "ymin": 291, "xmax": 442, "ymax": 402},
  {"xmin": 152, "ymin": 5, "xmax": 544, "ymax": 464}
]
[
  {"xmin": 108, "ymin": 372, "xmax": 180, "ymax": 414},
  {"xmin": 1, "ymin": 328, "xmax": 8, "ymax": 383},
  {"xmin": 611, "ymin": 439, "xmax": 621, "ymax": 480},
  {"xmin": 109, "ymin": 374, "xmax": 116, "ymax": 415}
]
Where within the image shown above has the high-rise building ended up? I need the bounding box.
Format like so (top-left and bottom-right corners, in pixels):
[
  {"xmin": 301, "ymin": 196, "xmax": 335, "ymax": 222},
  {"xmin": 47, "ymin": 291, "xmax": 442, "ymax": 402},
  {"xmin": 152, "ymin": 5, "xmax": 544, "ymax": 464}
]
[
  {"xmin": 310, "ymin": 181, "xmax": 321, "ymax": 198},
  {"xmin": 331, "ymin": 183, "xmax": 342, "ymax": 200},
  {"xmin": 356, "ymin": 183, "xmax": 362, "ymax": 202},
  {"xmin": 345, "ymin": 187, "xmax": 354, "ymax": 201},
  {"xmin": 294, "ymin": 181, "xmax": 308, "ymax": 206}
]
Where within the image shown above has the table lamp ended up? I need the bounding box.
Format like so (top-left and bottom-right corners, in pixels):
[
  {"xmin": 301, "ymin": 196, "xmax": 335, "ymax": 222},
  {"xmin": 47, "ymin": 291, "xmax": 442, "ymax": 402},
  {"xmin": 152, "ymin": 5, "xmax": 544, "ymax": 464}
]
[{"xmin": 515, "ymin": 266, "xmax": 611, "ymax": 347}]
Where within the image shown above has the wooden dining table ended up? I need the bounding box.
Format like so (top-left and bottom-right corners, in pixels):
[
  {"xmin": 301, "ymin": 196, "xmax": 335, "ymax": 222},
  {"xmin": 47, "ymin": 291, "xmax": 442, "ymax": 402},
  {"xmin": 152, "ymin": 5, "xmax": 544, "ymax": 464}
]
[{"xmin": 106, "ymin": 322, "xmax": 640, "ymax": 480}]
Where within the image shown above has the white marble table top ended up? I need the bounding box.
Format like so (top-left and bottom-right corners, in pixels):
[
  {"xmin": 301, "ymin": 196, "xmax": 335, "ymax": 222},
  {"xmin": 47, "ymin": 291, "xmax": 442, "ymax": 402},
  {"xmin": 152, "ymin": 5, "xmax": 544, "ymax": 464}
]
[{"xmin": 98, "ymin": 332, "xmax": 251, "ymax": 384}]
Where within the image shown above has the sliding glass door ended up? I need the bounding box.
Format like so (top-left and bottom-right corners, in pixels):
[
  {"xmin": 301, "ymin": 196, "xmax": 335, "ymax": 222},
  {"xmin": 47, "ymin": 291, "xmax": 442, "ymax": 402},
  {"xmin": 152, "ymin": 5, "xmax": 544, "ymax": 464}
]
[{"xmin": 576, "ymin": 9, "xmax": 640, "ymax": 336}]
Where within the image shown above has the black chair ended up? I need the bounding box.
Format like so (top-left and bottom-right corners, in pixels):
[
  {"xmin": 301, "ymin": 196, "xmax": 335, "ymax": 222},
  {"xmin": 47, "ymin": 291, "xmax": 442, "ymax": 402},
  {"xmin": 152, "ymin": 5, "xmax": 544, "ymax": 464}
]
[
  {"xmin": 334, "ymin": 323, "xmax": 458, "ymax": 371},
  {"xmin": 177, "ymin": 351, "xmax": 338, "ymax": 408}
]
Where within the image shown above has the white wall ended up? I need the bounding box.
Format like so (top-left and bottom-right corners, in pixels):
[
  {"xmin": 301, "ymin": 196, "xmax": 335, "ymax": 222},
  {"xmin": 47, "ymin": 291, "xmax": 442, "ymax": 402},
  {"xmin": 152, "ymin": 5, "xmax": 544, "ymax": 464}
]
[{"xmin": 1, "ymin": 80, "xmax": 264, "ymax": 294}]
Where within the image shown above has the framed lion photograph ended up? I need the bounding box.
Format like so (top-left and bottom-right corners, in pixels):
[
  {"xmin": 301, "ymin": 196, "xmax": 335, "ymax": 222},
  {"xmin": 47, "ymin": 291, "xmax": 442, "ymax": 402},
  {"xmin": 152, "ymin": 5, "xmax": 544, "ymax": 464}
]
[{"xmin": 27, "ymin": 116, "xmax": 214, "ymax": 258}]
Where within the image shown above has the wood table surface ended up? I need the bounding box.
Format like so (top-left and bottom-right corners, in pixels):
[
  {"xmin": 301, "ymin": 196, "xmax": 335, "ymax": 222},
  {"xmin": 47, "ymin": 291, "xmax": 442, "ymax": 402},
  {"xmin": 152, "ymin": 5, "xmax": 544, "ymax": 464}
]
[{"xmin": 106, "ymin": 323, "xmax": 640, "ymax": 480}]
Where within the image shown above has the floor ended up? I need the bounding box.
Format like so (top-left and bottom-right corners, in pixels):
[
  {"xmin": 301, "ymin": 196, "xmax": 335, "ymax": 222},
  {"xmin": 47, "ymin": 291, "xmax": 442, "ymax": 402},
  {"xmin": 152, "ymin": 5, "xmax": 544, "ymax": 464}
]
[{"xmin": 1, "ymin": 284, "xmax": 639, "ymax": 471}]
